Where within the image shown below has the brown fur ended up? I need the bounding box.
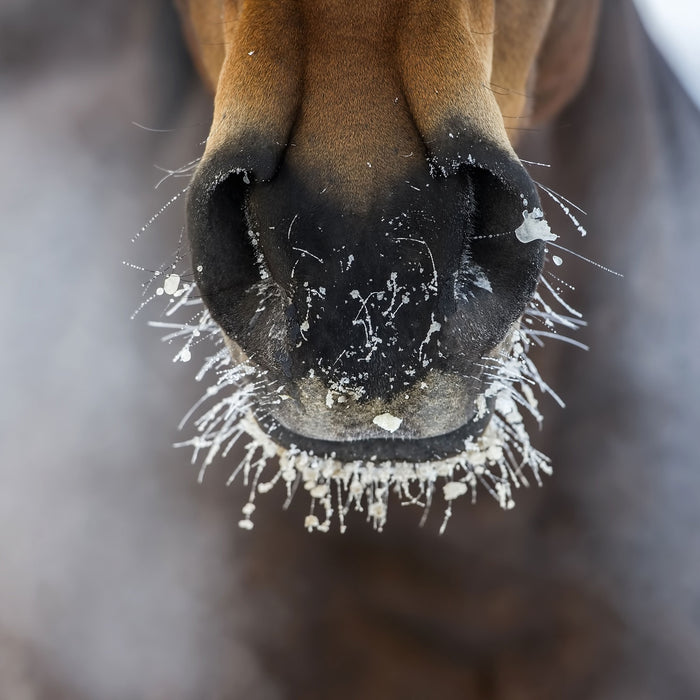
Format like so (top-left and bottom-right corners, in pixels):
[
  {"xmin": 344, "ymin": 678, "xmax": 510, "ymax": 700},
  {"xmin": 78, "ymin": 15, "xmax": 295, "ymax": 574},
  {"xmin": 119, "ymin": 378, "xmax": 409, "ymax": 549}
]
[{"xmin": 175, "ymin": 0, "xmax": 600, "ymax": 201}]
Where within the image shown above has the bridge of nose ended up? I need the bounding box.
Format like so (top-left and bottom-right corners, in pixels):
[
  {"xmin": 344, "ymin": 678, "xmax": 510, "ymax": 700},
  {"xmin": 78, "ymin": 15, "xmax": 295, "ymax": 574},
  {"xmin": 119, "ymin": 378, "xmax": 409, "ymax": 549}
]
[
  {"xmin": 200, "ymin": 0, "xmax": 520, "ymax": 200},
  {"xmin": 260, "ymin": 0, "xmax": 426, "ymax": 210}
]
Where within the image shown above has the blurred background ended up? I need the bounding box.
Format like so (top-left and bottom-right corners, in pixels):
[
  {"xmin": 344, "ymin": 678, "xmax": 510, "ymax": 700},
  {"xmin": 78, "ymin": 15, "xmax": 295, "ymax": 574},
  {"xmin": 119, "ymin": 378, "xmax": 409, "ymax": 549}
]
[
  {"xmin": 0, "ymin": 3, "xmax": 277, "ymax": 697},
  {"xmin": 635, "ymin": 0, "xmax": 700, "ymax": 107},
  {"xmin": 0, "ymin": 1, "xmax": 698, "ymax": 697}
]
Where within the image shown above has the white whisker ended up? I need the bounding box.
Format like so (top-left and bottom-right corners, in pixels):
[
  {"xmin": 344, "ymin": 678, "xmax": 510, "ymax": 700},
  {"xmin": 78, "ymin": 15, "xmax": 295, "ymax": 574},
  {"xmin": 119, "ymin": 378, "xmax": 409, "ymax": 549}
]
[
  {"xmin": 131, "ymin": 186, "xmax": 189, "ymax": 243},
  {"xmin": 525, "ymin": 330, "xmax": 589, "ymax": 351},
  {"xmin": 548, "ymin": 241, "xmax": 623, "ymax": 277}
]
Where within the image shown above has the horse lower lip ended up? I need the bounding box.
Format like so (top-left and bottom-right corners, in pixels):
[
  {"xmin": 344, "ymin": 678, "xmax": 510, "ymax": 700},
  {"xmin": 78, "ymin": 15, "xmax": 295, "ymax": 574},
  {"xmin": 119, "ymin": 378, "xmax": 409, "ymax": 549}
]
[{"xmin": 254, "ymin": 404, "xmax": 494, "ymax": 463}]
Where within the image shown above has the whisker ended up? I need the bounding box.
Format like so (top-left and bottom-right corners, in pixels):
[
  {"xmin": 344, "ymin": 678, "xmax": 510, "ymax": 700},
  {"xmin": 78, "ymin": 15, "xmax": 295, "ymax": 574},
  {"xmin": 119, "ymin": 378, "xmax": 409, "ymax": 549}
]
[
  {"xmin": 154, "ymin": 157, "xmax": 201, "ymax": 189},
  {"xmin": 485, "ymin": 82, "xmax": 532, "ymax": 98},
  {"xmin": 131, "ymin": 121, "xmax": 179, "ymax": 133},
  {"xmin": 520, "ymin": 158, "xmax": 551, "ymax": 168},
  {"xmin": 535, "ymin": 180, "xmax": 587, "ymax": 215},
  {"xmin": 548, "ymin": 241, "xmax": 623, "ymax": 277},
  {"xmin": 131, "ymin": 186, "xmax": 189, "ymax": 243},
  {"xmin": 525, "ymin": 330, "xmax": 589, "ymax": 351},
  {"xmin": 535, "ymin": 180, "xmax": 588, "ymax": 236}
]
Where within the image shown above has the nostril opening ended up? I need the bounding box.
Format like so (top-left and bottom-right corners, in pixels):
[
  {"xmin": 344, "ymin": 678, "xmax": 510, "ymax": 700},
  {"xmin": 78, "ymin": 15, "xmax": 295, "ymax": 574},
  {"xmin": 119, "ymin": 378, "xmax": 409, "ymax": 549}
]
[
  {"xmin": 186, "ymin": 164, "xmax": 286, "ymax": 348},
  {"xmin": 187, "ymin": 167, "xmax": 262, "ymax": 301},
  {"xmin": 447, "ymin": 162, "xmax": 545, "ymax": 359},
  {"xmin": 186, "ymin": 163, "xmax": 294, "ymax": 374},
  {"xmin": 458, "ymin": 164, "xmax": 544, "ymax": 303}
]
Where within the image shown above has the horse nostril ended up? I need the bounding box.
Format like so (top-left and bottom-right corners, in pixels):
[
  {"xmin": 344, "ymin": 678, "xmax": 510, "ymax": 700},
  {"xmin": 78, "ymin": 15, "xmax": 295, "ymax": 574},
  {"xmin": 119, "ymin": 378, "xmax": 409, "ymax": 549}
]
[
  {"xmin": 187, "ymin": 129, "xmax": 296, "ymax": 317},
  {"xmin": 462, "ymin": 164, "xmax": 544, "ymax": 305},
  {"xmin": 186, "ymin": 158, "xmax": 294, "ymax": 372},
  {"xmin": 437, "ymin": 158, "xmax": 545, "ymax": 369},
  {"xmin": 188, "ymin": 167, "xmax": 256, "ymax": 297}
]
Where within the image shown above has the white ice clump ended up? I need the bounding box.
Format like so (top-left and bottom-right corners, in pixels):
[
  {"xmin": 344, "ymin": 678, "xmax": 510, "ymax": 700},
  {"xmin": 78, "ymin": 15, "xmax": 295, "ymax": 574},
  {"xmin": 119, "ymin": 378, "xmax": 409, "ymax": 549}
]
[
  {"xmin": 443, "ymin": 481, "xmax": 468, "ymax": 500},
  {"xmin": 473, "ymin": 270, "xmax": 492, "ymax": 292},
  {"xmin": 163, "ymin": 273, "xmax": 180, "ymax": 295},
  {"xmin": 372, "ymin": 413, "xmax": 403, "ymax": 433},
  {"xmin": 515, "ymin": 208, "xmax": 557, "ymax": 243}
]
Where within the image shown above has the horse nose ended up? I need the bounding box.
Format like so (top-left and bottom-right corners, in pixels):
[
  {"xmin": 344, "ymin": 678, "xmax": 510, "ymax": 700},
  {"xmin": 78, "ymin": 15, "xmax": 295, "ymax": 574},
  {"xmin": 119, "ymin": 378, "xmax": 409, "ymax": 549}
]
[
  {"xmin": 187, "ymin": 125, "xmax": 545, "ymax": 401},
  {"xmin": 243, "ymin": 158, "xmax": 469, "ymax": 398},
  {"xmin": 184, "ymin": 0, "xmax": 549, "ymax": 402}
]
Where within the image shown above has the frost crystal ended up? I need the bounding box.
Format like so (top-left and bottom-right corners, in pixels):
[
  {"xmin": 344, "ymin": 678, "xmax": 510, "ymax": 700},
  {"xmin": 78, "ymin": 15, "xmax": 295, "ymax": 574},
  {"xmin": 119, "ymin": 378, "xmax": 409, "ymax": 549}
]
[{"xmin": 163, "ymin": 273, "xmax": 180, "ymax": 295}]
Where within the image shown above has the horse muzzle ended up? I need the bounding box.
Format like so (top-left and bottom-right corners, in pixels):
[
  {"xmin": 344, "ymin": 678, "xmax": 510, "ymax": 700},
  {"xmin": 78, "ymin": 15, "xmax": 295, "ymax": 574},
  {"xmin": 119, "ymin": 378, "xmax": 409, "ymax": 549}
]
[{"xmin": 187, "ymin": 124, "xmax": 545, "ymax": 460}]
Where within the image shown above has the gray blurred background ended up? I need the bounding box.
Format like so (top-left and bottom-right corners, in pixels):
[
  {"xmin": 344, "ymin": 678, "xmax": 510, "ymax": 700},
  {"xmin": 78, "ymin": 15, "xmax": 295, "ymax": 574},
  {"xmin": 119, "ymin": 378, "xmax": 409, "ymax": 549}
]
[
  {"xmin": 1, "ymin": 1, "xmax": 699, "ymax": 698},
  {"xmin": 635, "ymin": 0, "xmax": 700, "ymax": 108},
  {"xmin": 0, "ymin": 2, "xmax": 276, "ymax": 697}
]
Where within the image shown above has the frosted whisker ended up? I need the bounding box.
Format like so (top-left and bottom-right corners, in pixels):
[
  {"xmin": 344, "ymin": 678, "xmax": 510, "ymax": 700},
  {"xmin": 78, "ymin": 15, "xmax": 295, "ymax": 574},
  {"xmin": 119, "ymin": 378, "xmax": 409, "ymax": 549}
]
[
  {"xmin": 520, "ymin": 158, "xmax": 551, "ymax": 168},
  {"xmin": 525, "ymin": 330, "xmax": 589, "ymax": 351},
  {"xmin": 535, "ymin": 180, "xmax": 587, "ymax": 215},
  {"xmin": 548, "ymin": 241, "xmax": 623, "ymax": 277},
  {"xmin": 524, "ymin": 308, "xmax": 585, "ymax": 331},
  {"xmin": 535, "ymin": 180, "xmax": 588, "ymax": 238},
  {"xmin": 131, "ymin": 186, "xmax": 189, "ymax": 243},
  {"xmin": 539, "ymin": 277, "xmax": 584, "ymax": 319}
]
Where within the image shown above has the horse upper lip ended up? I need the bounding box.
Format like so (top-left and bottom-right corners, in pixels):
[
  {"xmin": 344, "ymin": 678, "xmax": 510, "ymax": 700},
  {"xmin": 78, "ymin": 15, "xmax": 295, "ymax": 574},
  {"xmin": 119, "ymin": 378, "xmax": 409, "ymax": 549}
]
[
  {"xmin": 254, "ymin": 400, "xmax": 495, "ymax": 463},
  {"xmin": 248, "ymin": 366, "xmax": 496, "ymax": 463}
]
